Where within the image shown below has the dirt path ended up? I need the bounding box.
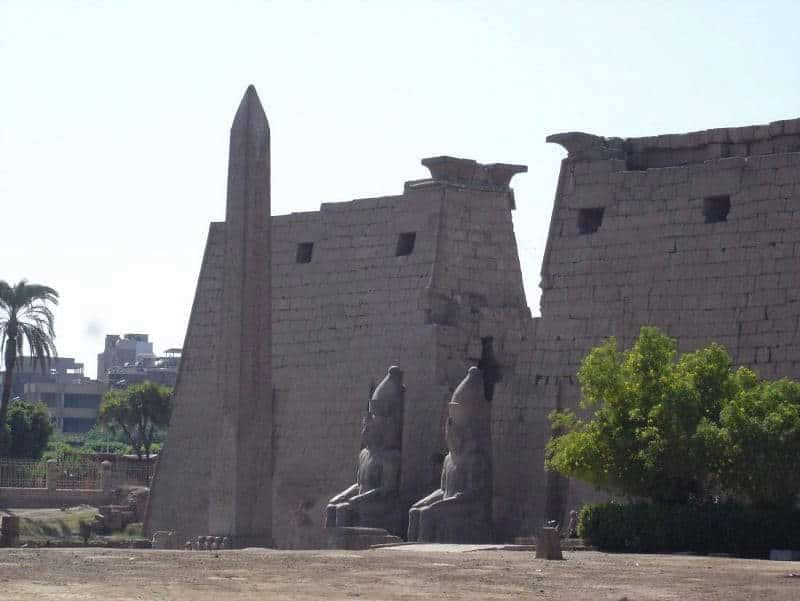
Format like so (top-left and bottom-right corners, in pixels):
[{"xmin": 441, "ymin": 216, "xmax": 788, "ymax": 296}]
[{"xmin": 0, "ymin": 548, "xmax": 797, "ymax": 600}]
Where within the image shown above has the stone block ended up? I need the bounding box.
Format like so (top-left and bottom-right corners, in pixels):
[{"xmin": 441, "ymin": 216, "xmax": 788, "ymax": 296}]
[{"xmin": 535, "ymin": 527, "xmax": 563, "ymax": 560}]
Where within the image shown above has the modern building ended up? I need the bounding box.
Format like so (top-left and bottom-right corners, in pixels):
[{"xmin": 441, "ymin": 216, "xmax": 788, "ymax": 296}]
[
  {"xmin": 97, "ymin": 334, "xmax": 181, "ymax": 388},
  {"xmin": 0, "ymin": 356, "xmax": 87, "ymax": 399},
  {"xmin": 0, "ymin": 356, "xmax": 107, "ymax": 434},
  {"xmin": 24, "ymin": 380, "xmax": 108, "ymax": 434}
]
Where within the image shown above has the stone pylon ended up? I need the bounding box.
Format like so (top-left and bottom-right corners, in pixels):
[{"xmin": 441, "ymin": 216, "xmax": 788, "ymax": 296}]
[{"xmin": 207, "ymin": 85, "xmax": 273, "ymax": 546}]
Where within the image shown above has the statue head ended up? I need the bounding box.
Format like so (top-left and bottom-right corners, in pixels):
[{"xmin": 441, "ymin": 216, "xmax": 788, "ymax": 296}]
[
  {"xmin": 448, "ymin": 367, "xmax": 487, "ymax": 420},
  {"xmin": 365, "ymin": 366, "xmax": 404, "ymax": 450},
  {"xmin": 369, "ymin": 366, "xmax": 404, "ymax": 419}
]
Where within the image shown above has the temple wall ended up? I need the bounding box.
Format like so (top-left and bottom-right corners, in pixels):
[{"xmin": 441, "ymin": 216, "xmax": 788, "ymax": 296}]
[
  {"xmin": 152, "ymin": 117, "xmax": 800, "ymax": 548},
  {"xmin": 531, "ymin": 120, "xmax": 800, "ymax": 522},
  {"xmin": 268, "ymin": 179, "xmax": 533, "ymax": 547},
  {"xmin": 145, "ymin": 223, "xmax": 225, "ymax": 541},
  {"xmin": 417, "ymin": 183, "xmax": 535, "ymax": 541},
  {"xmin": 542, "ymin": 148, "xmax": 800, "ymax": 377},
  {"xmin": 267, "ymin": 186, "xmax": 445, "ymax": 548}
]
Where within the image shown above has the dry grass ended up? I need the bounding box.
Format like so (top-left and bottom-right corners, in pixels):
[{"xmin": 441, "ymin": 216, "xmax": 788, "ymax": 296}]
[{"xmin": 13, "ymin": 507, "xmax": 98, "ymax": 543}]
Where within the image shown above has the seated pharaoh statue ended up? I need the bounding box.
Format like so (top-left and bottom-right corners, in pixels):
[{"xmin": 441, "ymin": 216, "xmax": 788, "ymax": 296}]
[
  {"xmin": 407, "ymin": 366, "xmax": 493, "ymax": 543},
  {"xmin": 324, "ymin": 366, "xmax": 405, "ymax": 535}
]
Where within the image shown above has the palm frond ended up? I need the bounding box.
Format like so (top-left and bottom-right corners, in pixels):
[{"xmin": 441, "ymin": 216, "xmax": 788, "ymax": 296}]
[
  {"xmin": 15, "ymin": 282, "xmax": 59, "ymax": 308},
  {"xmin": 17, "ymin": 322, "xmax": 56, "ymax": 373},
  {"xmin": 0, "ymin": 281, "xmax": 13, "ymax": 309},
  {"xmin": 0, "ymin": 280, "xmax": 59, "ymax": 374},
  {"xmin": 18, "ymin": 306, "xmax": 55, "ymax": 338}
]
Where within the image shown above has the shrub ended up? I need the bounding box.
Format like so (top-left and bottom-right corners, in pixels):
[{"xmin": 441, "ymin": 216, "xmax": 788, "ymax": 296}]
[
  {"xmin": 548, "ymin": 327, "xmax": 800, "ymax": 509},
  {"xmin": 579, "ymin": 501, "xmax": 800, "ymax": 557},
  {"xmin": 41, "ymin": 436, "xmax": 80, "ymax": 461},
  {"xmin": 712, "ymin": 378, "xmax": 800, "ymax": 508},
  {"xmin": 547, "ymin": 328, "xmax": 751, "ymax": 504},
  {"xmin": 5, "ymin": 399, "xmax": 53, "ymax": 459}
]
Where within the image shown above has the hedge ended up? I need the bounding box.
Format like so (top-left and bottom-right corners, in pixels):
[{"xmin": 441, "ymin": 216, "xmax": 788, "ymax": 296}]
[{"xmin": 578, "ymin": 501, "xmax": 800, "ymax": 557}]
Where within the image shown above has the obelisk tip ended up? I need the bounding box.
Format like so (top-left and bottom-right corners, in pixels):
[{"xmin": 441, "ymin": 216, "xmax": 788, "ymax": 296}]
[{"xmin": 232, "ymin": 85, "xmax": 269, "ymax": 133}]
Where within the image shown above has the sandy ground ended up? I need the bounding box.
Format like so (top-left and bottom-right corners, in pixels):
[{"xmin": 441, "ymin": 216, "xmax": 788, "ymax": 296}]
[{"xmin": 0, "ymin": 547, "xmax": 798, "ymax": 600}]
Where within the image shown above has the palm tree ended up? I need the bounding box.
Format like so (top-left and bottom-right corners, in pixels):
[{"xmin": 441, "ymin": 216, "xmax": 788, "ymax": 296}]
[{"xmin": 0, "ymin": 280, "xmax": 59, "ymax": 438}]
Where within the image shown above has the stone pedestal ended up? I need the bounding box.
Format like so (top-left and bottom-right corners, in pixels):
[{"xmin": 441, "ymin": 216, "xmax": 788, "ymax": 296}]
[
  {"xmin": 327, "ymin": 527, "xmax": 402, "ymax": 550},
  {"xmin": 0, "ymin": 515, "xmax": 19, "ymax": 547},
  {"xmin": 535, "ymin": 527, "xmax": 563, "ymax": 560}
]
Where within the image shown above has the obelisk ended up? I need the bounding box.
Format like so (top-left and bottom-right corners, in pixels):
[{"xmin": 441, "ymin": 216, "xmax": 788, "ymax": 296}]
[{"xmin": 208, "ymin": 85, "xmax": 273, "ymax": 546}]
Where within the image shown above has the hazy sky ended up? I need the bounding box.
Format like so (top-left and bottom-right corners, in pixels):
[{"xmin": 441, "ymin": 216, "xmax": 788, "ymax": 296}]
[{"xmin": 2, "ymin": 1, "xmax": 799, "ymax": 378}]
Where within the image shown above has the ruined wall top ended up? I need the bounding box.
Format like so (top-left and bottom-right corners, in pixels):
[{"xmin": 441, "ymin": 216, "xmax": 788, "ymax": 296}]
[
  {"xmin": 404, "ymin": 156, "xmax": 527, "ymax": 193},
  {"xmin": 547, "ymin": 117, "xmax": 800, "ymax": 169}
]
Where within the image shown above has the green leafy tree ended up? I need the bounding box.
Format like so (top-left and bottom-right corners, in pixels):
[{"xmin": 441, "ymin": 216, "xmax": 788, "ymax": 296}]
[
  {"xmin": 4, "ymin": 399, "xmax": 53, "ymax": 459},
  {"xmin": 79, "ymin": 425, "xmax": 130, "ymax": 454},
  {"xmin": 710, "ymin": 379, "xmax": 800, "ymax": 508},
  {"xmin": 546, "ymin": 327, "xmax": 751, "ymax": 504},
  {"xmin": 42, "ymin": 433, "xmax": 81, "ymax": 461},
  {"xmin": 0, "ymin": 280, "xmax": 59, "ymax": 450},
  {"xmin": 98, "ymin": 381, "xmax": 172, "ymax": 458}
]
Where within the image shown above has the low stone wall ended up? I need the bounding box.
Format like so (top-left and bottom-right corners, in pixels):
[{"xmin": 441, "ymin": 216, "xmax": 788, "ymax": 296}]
[{"xmin": 0, "ymin": 487, "xmax": 113, "ymax": 509}]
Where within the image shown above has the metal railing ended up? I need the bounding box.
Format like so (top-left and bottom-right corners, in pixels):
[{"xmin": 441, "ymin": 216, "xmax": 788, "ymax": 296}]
[
  {"xmin": 110, "ymin": 462, "xmax": 154, "ymax": 487},
  {"xmin": 0, "ymin": 458, "xmax": 155, "ymax": 489},
  {"xmin": 0, "ymin": 459, "xmax": 47, "ymax": 488},
  {"xmin": 52, "ymin": 461, "xmax": 101, "ymax": 490}
]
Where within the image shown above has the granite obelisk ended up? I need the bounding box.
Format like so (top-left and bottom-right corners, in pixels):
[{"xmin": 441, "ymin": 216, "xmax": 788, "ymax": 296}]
[{"xmin": 207, "ymin": 85, "xmax": 273, "ymax": 546}]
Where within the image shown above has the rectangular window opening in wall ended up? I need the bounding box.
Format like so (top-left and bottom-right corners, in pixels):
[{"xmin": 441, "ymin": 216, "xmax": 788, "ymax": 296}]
[
  {"xmin": 396, "ymin": 232, "xmax": 416, "ymax": 256},
  {"xmin": 577, "ymin": 207, "xmax": 604, "ymax": 235},
  {"xmin": 63, "ymin": 393, "xmax": 102, "ymax": 410},
  {"xmin": 62, "ymin": 417, "xmax": 96, "ymax": 434},
  {"xmin": 296, "ymin": 242, "xmax": 314, "ymax": 263},
  {"xmin": 704, "ymin": 195, "xmax": 731, "ymax": 223}
]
